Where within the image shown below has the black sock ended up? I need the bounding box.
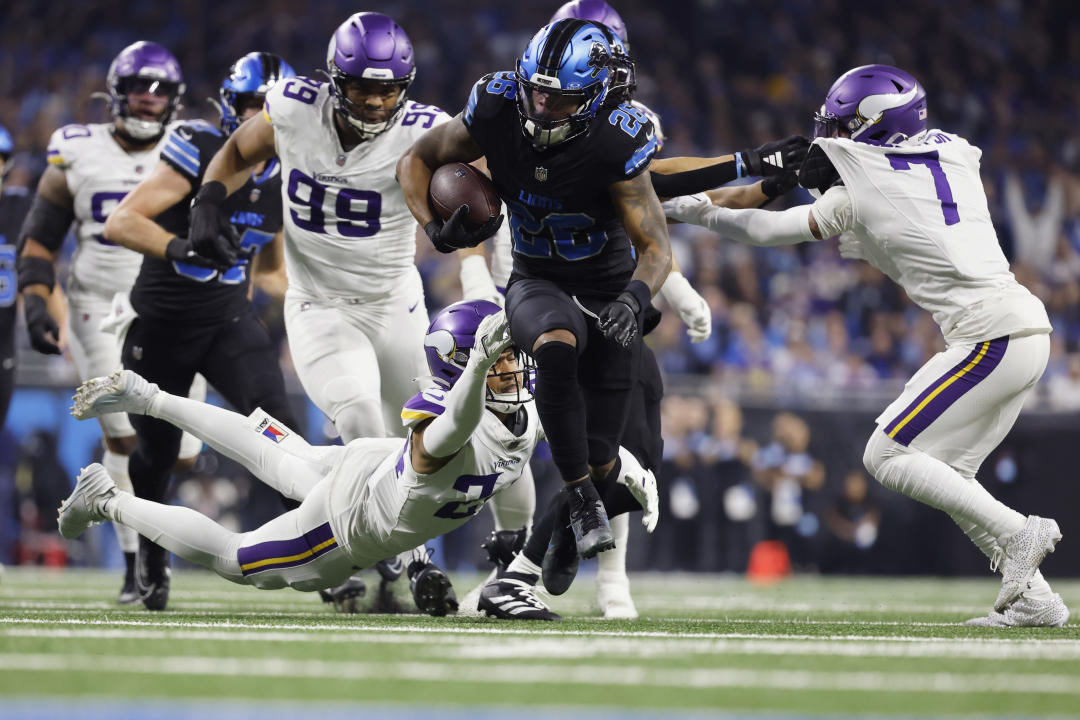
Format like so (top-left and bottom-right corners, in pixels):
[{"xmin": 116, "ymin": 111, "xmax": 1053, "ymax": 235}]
[
  {"xmin": 532, "ymin": 341, "xmax": 588, "ymax": 483},
  {"xmin": 522, "ymin": 490, "xmax": 569, "ymax": 566}
]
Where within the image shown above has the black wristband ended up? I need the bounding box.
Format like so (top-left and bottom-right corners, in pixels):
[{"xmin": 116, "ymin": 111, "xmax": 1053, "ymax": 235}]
[
  {"xmin": 650, "ymin": 159, "xmax": 739, "ymax": 198},
  {"xmin": 192, "ymin": 180, "xmax": 228, "ymax": 207},
  {"xmin": 16, "ymin": 255, "xmax": 56, "ymax": 292},
  {"xmin": 623, "ymin": 279, "xmax": 652, "ymax": 317}
]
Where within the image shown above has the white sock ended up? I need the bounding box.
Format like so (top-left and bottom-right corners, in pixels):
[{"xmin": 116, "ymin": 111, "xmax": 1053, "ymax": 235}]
[
  {"xmin": 107, "ymin": 491, "xmax": 243, "ymax": 582},
  {"xmin": 102, "ymin": 448, "xmax": 138, "ymax": 553},
  {"xmin": 149, "ymin": 391, "xmax": 324, "ymax": 500},
  {"xmin": 597, "ymin": 513, "xmax": 629, "ymax": 583},
  {"xmin": 507, "ymin": 553, "xmax": 542, "ymax": 578},
  {"xmin": 868, "ymin": 435, "xmax": 1024, "ymax": 543}
]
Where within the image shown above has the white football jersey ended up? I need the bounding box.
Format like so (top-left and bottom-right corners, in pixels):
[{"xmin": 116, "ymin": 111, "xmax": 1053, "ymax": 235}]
[
  {"xmin": 813, "ymin": 132, "xmax": 1050, "ymax": 345},
  {"xmin": 46, "ymin": 123, "xmax": 170, "ymax": 298},
  {"xmin": 263, "ymin": 77, "xmax": 450, "ymax": 299},
  {"xmin": 325, "ymin": 387, "xmax": 542, "ymax": 568}
]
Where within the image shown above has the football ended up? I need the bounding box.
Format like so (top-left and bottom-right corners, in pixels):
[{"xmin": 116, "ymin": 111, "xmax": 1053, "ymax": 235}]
[{"xmin": 428, "ymin": 162, "xmax": 501, "ymax": 228}]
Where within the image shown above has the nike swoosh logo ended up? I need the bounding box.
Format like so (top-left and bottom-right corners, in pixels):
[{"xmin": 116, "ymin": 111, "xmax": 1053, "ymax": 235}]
[{"xmin": 409, "ymin": 300, "xmax": 419, "ymax": 313}]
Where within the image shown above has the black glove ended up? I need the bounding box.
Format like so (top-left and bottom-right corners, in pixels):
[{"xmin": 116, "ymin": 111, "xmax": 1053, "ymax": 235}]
[
  {"xmin": 24, "ymin": 293, "xmax": 61, "ymax": 355},
  {"xmin": 425, "ymin": 204, "xmax": 504, "ymax": 254},
  {"xmin": 189, "ymin": 181, "xmax": 240, "ymax": 269},
  {"xmin": 740, "ymin": 135, "xmax": 811, "ymax": 177},
  {"xmin": 798, "ymin": 143, "xmax": 842, "ymax": 194},
  {"xmin": 165, "ymin": 236, "xmax": 232, "ymax": 270},
  {"xmin": 759, "ymin": 171, "xmax": 799, "ymax": 204},
  {"xmin": 598, "ymin": 280, "xmax": 651, "ymax": 349}
]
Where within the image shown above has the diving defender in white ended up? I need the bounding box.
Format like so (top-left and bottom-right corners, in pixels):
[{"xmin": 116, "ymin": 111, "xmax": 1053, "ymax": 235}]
[
  {"xmin": 60, "ymin": 300, "xmax": 657, "ymax": 613},
  {"xmin": 665, "ymin": 64, "xmax": 1066, "ymax": 628}
]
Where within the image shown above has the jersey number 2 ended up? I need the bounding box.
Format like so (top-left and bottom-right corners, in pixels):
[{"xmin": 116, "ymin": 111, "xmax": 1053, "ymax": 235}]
[{"xmin": 886, "ymin": 151, "xmax": 960, "ymax": 226}]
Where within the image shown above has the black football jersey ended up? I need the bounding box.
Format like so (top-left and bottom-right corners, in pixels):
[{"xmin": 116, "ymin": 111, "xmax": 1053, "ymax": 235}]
[
  {"xmin": 130, "ymin": 121, "xmax": 283, "ymax": 324},
  {"xmin": 0, "ymin": 188, "xmax": 32, "ymax": 340},
  {"xmin": 463, "ymin": 71, "xmax": 659, "ymax": 298}
]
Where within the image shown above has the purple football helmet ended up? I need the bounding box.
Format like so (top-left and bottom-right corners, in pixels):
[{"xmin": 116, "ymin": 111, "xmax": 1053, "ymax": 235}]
[
  {"xmin": 813, "ymin": 64, "xmax": 927, "ymax": 145},
  {"xmin": 106, "ymin": 41, "xmax": 185, "ymax": 142},
  {"xmin": 551, "ymin": 0, "xmax": 627, "ymax": 43},
  {"xmin": 326, "ymin": 12, "xmax": 416, "ymax": 140},
  {"xmin": 424, "ymin": 300, "xmax": 533, "ymax": 413}
]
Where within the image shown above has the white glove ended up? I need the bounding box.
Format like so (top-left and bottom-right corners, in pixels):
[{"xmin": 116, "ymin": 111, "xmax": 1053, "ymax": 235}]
[
  {"xmin": 837, "ymin": 231, "xmax": 863, "ymax": 260},
  {"xmin": 472, "ymin": 310, "xmax": 512, "ymax": 367},
  {"xmin": 660, "ymin": 271, "xmax": 711, "ymax": 343},
  {"xmin": 617, "ymin": 446, "xmax": 659, "ymax": 533},
  {"xmin": 661, "ymin": 192, "xmax": 711, "ymax": 224},
  {"xmin": 459, "ymin": 254, "xmax": 504, "ymax": 307}
]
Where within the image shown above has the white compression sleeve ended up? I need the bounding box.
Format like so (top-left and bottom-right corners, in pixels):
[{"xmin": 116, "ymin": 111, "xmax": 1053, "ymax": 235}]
[
  {"xmin": 665, "ymin": 198, "xmax": 816, "ymax": 247},
  {"xmin": 421, "ymin": 357, "xmax": 490, "ymax": 457}
]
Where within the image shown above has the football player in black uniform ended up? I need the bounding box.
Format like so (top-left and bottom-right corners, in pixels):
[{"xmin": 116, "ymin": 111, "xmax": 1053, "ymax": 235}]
[
  {"xmin": 399, "ymin": 18, "xmax": 673, "ymax": 602},
  {"xmin": 103, "ymin": 52, "xmax": 298, "ymax": 611},
  {"xmin": 0, "ymin": 123, "xmax": 31, "ymax": 428}
]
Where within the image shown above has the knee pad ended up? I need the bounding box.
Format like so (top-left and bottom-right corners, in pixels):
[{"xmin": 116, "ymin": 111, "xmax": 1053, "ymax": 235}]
[
  {"xmin": 863, "ymin": 429, "xmax": 912, "ymax": 491},
  {"xmin": 322, "ymin": 376, "xmax": 384, "ymax": 441}
]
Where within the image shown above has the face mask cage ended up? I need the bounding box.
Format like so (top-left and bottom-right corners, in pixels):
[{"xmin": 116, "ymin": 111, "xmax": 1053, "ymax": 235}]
[
  {"xmin": 112, "ymin": 76, "xmax": 182, "ymax": 141},
  {"xmin": 329, "ymin": 63, "xmax": 414, "ymax": 140},
  {"xmin": 485, "ymin": 347, "xmax": 535, "ymax": 413}
]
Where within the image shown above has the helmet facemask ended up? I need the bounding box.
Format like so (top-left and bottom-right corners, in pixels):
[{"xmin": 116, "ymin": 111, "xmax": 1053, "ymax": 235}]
[
  {"xmin": 516, "ymin": 39, "xmax": 611, "ymax": 150},
  {"xmin": 485, "ymin": 348, "xmax": 536, "ymax": 414},
  {"xmin": 113, "ymin": 76, "xmax": 183, "ymax": 141},
  {"xmin": 328, "ymin": 64, "xmax": 414, "ymax": 141}
]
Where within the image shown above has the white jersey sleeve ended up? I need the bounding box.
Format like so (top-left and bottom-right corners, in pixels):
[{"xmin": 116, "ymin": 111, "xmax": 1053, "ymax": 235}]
[
  {"xmin": 265, "ymin": 77, "xmax": 450, "ymax": 300},
  {"xmin": 816, "ymin": 133, "xmax": 1050, "ymax": 344},
  {"xmin": 47, "ymin": 123, "xmax": 168, "ymax": 298}
]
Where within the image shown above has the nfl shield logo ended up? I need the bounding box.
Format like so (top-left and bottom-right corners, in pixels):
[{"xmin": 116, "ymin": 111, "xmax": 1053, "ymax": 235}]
[
  {"xmin": 249, "ymin": 188, "xmax": 261, "ymax": 203},
  {"xmin": 535, "ymin": 166, "xmax": 548, "ymax": 182}
]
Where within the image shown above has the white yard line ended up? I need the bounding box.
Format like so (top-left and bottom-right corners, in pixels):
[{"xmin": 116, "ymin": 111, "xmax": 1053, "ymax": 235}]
[
  {"xmin": 4, "ymin": 626, "xmax": 1080, "ymax": 661},
  {"xmin": 0, "ymin": 652, "xmax": 1076, "ymax": 695},
  {"xmin": 2, "ymin": 616, "xmax": 1078, "ymax": 647}
]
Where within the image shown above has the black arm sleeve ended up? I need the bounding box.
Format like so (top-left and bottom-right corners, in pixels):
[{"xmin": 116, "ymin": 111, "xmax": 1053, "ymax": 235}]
[
  {"xmin": 18, "ymin": 193, "xmax": 74, "ymax": 253},
  {"xmin": 649, "ymin": 158, "xmax": 740, "ymax": 199}
]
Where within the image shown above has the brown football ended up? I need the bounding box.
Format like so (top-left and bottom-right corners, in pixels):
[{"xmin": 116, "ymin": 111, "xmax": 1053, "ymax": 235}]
[{"xmin": 428, "ymin": 162, "xmax": 501, "ymax": 229}]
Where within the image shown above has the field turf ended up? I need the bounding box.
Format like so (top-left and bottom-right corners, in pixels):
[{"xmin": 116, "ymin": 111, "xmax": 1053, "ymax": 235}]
[{"xmin": 1, "ymin": 568, "xmax": 1078, "ymax": 718}]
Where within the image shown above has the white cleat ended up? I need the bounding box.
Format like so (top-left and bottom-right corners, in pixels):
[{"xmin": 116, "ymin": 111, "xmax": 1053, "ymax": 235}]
[
  {"xmin": 616, "ymin": 447, "xmax": 659, "ymax": 533},
  {"xmin": 71, "ymin": 370, "xmax": 159, "ymax": 420},
  {"xmin": 597, "ymin": 574, "xmax": 639, "ymax": 620},
  {"xmin": 58, "ymin": 464, "xmax": 117, "ymax": 539},
  {"xmin": 995, "ymin": 515, "xmax": 1062, "ymax": 611},
  {"xmin": 966, "ymin": 593, "xmax": 1070, "ymax": 628}
]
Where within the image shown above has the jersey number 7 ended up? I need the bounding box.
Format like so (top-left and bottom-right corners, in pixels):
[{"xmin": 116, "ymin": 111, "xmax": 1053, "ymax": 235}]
[{"xmin": 886, "ymin": 150, "xmax": 960, "ymax": 226}]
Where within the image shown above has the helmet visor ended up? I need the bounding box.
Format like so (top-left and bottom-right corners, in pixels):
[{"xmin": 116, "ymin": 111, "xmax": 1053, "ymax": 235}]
[
  {"xmin": 119, "ymin": 77, "xmax": 180, "ymax": 99},
  {"xmin": 518, "ymin": 80, "xmax": 587, "ymax": 128}
]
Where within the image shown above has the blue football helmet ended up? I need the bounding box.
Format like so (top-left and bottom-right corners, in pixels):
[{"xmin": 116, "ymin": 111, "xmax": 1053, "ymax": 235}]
[
  {"xmin": 215, "ymin": 52, "xmax": 296, "ymax": 134},
  {"xmin": 0, "ymin": 123, "xmax": 13, "ymax": 159},
  {"xmin": 515, "ymin": 19, "xmax": 614, "ymax": 149},
  {"xmin": 549, "ymin": 0, "xmax": 635, "ymax": 104}
]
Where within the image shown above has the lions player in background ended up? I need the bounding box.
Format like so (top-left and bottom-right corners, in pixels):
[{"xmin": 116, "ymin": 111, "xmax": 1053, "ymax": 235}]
[
  {"xmin": 14, "ymin": 42, "xmax": 203, "ymax": 604},
  {"xmin": 103, "ymin": 51, "xmax": 299, "ymax": 611},
  {"xmin": 666, "ymin": 64, "xmax": 1067, "ymax": 628},
  {"xmin": 187, "ymin": 12, "xmax": 489, "ymax": 606},
  {"xmin": 0, "ymin": 123, "xmax": 31, "ymax": 429}
]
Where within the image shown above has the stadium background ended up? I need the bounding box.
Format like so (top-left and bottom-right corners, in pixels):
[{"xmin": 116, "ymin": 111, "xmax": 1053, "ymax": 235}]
[{"xmin": 1, "ymin": 0, "xmax": 1078, "ymax": 579}]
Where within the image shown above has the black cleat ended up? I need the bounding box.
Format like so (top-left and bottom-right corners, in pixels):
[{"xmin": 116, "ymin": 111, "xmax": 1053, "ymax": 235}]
[
  {"xmin": 567, "ymin": 479, "xmax": 615, "ymax": 559},
  {"xmin": 481, "ymin": 527, "xmax": 527, "ymax": 570},
  {"xmin": 318, "ymin": 574, "xmax": 367, "ymax": 614},
  {"xmin": 136, "ymin": 538, "xmax": 171, "ymax": 611},
  {"xmin": 478, "ymin": 570, "xmax": 561, "ymax": 621},
  {"xmin": 407, "ymin": 550, "xmax": 458, "ymax": 617},
  {"xmin": 117, "ymin": 551, "xmax": 139, "ymax": 605},
  {"xmin": 541, "ymin": 520, "xmax": 579, "ymax": 596},
  {"xmin": 374, "ymin": 556, "xmax": 405, "ymax": 582}
]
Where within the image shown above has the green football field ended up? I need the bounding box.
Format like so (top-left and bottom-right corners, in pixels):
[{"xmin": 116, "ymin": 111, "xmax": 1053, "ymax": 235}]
[{"xmin": 1, "ymin": 568, "xmax": 1078, "ymax": 718}]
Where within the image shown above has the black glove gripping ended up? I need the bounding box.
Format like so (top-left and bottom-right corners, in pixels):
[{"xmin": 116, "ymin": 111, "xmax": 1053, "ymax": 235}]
[
  {"xmin": 425, "ymin": 204, "xmax": 504, "ymax": 254},
  {"xmin": 798, "ymin": 143, "xmax": 843, "ymax": 194},
  {"xmin": 165, "ymin": 236, "xmax": 228, "ymax": 270},
  {"xmin": 597, "ymin": 279, "xmax": 651, "ymax": 348},
  {"xmin": 739, "ymin": 135, "xmax": 811, "ymax": 177},
  {"xmin": 189, "ymin": 181, "xmax": 239, "ymax": 270},
  {"xmin": 24, "ymin": 293, "xmax": 61, "ymax": 355}
]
